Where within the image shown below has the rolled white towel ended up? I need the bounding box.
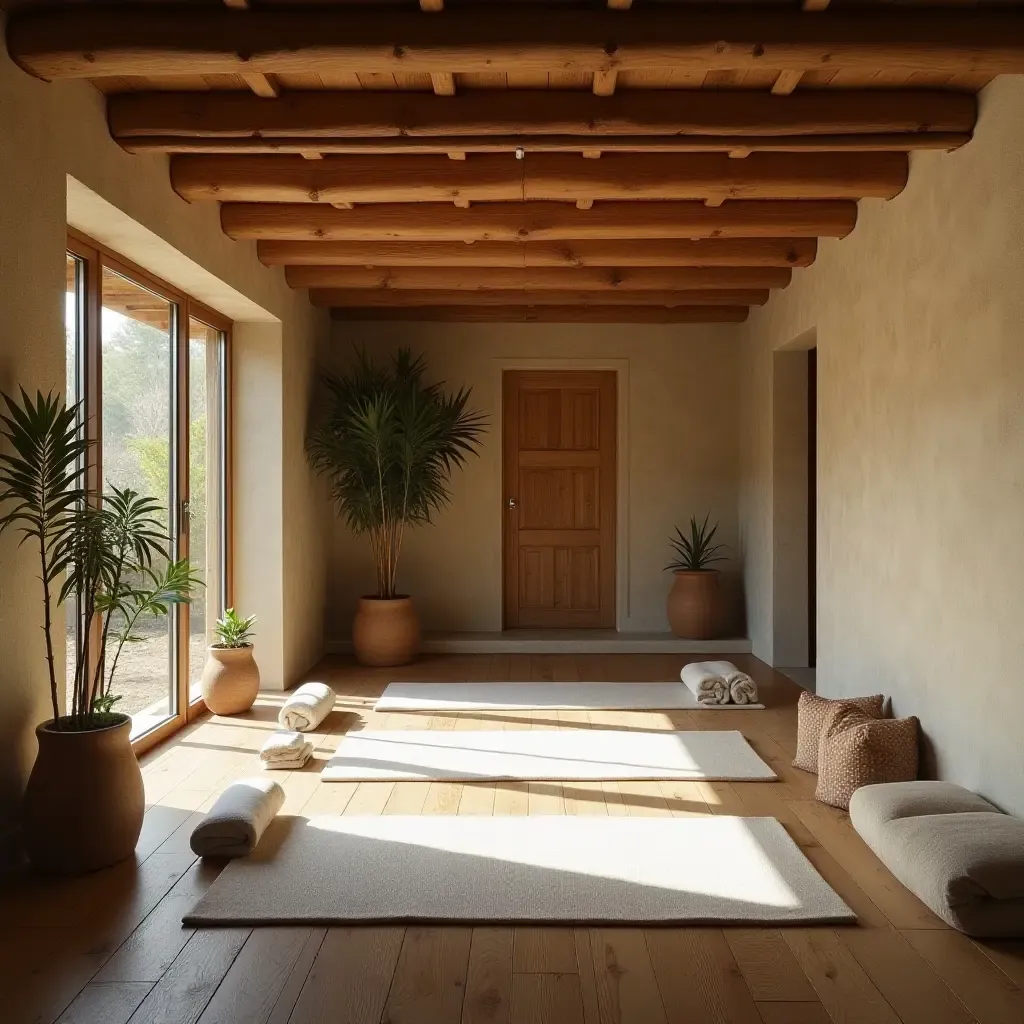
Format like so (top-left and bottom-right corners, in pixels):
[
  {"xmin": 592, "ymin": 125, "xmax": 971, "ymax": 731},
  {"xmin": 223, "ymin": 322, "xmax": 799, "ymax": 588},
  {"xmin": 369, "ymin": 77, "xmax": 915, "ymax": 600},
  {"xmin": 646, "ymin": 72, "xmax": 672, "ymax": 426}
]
[
  {"xmin": 260, "ymin": 730, "xmax": 313, "ymax": 770},
  {"xmin": 680, "ymin": 662, "xmax": 731, "ymax": 705},
  {"xmin": 707, "ymin": 660, "xmax": 760, "ymax": 705},
  {"xmin": 190, "ymin": 777, "xmax": 284, "ymax": 858},
  {"xmin": 278, "ymin": 681, "xmax": 336, "ymax": 732}
]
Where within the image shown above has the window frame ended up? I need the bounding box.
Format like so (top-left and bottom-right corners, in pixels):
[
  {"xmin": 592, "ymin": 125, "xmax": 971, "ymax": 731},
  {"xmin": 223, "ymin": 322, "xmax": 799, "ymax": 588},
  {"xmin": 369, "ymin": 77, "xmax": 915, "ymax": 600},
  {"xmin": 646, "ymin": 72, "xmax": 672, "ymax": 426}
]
[{"xmin": 66, "ymin": 229, "xmax": 233, "ymax": 756}]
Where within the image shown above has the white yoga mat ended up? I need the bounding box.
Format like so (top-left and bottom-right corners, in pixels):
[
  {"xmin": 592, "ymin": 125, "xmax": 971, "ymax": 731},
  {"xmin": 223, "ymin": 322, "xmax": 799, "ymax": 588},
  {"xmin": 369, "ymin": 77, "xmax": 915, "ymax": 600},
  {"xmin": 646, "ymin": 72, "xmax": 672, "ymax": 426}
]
[
  {"xmin": 375, "ymin": 681, "xmax": 764, "ymax": 711},
  {"xmin": 322, "ymin": 729, "xmax": 776, "ymax": 782},
  {"xmin": 184, "ymin": 815, "xmax": 854, "ymax": 926}
]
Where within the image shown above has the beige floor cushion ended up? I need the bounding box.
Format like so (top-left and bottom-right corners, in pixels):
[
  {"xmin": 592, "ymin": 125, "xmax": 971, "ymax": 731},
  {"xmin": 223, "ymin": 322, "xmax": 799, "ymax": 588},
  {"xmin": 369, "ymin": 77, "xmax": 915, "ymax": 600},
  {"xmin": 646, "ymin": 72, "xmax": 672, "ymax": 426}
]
[
  {"xmin": 850, "ymin": 780, "xmax": 999, "ymax": 848},
  {"xmin": 815, "ymin": 704, "xmax": 918, "ymax": 810},
  {"xmin": 793, "ymin": 691, "xmax": 885, "ymax": 773},
  {"xmin": 850, "ymin": 782, "xmax": 1024, "ymax": 937}
]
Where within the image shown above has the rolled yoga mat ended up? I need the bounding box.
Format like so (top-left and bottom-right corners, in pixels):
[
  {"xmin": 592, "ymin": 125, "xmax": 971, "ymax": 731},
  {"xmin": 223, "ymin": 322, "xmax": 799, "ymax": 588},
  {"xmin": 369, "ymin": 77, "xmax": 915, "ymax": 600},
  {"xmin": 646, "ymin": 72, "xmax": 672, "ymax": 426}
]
[{"xmin": 190, "ymin": 777, "xmax": 285, "ymax": 858}]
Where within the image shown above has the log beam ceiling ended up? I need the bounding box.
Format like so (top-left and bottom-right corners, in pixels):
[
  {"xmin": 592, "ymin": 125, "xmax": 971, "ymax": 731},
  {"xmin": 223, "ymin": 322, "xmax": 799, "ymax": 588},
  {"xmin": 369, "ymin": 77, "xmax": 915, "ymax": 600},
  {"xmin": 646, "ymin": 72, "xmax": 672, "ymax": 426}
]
[
  {"xmin": 107, "ymin": 89, "xmax": 976, "ymax": 156},
  {"xmin": 9, "ymin": 8, "xmax": 1024, "ymax": 78},
  {"xmin": 12, "ymin": 2, "xmax": 991, "ymax": 322},
  {"xmin": 171, "ymin": 152, "xmax": 909, "ymax": 204},
  {"xmin": 219, "ymin": 200, "xmax": 858, "ymax": 242}
]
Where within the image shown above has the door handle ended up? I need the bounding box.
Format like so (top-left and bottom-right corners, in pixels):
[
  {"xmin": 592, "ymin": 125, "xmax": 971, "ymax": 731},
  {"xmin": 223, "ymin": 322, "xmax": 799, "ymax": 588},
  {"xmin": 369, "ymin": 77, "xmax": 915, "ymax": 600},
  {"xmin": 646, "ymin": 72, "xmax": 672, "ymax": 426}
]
[{"xmin": 507, "ymin": 497, "xmax": 517, "ymax": 509}]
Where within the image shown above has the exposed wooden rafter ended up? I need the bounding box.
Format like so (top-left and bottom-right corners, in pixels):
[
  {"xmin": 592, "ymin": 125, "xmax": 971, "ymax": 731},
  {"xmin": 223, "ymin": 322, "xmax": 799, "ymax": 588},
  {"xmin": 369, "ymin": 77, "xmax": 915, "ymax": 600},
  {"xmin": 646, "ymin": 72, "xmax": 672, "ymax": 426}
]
[
  {"xmin": 310, "ymin": 289, "xmax": 769, "ymax": 307},
  {"xmin": 172, "ymin": 152, "xmax": 908, "ymax": 204},
  {"xmin": 331, "ymin": 306, "xmax": 750, "ymax": 323},
  {"xmin": 10, "ymin": 7, "xmax": 1024, "ymax": 79},
  {"xmin": 282, "ymin": 265, "xmax": 792, "ymax": 291},
  {"xmin": 255, "ymin": 237, "xmax": 818, "ymax": 269},
  {"xmin": 219, "ymin": 200, "xmax": 859, "ymax": 242},
  {"xmin": 107, "ymin": 90, "xmax": 977, "ymax": 143}
]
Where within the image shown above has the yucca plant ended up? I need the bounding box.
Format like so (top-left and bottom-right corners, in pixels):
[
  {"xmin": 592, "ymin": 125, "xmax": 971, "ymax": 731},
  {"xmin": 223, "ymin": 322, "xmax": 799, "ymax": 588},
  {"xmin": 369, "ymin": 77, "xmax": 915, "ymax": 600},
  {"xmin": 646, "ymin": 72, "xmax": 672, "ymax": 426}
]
[
  {"xmin": 306, "ymin": 348, "xmax": 487, "ymax": 599},
  {"xmin": 0, "ymin": 389, "xmax": 201, "ymax": 730},
  {"xmin": 666, "ymin": 513, "xmax": 729, "ymax": 572}
]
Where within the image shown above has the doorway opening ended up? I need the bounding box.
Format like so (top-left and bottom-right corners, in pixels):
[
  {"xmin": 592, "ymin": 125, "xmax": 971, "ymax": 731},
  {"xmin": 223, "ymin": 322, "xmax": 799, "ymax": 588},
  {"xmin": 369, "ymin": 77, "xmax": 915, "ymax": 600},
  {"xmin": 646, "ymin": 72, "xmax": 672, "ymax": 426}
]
[{"xmin": 771, "ymin": 336, "xmax": 816, "ymax": 687}]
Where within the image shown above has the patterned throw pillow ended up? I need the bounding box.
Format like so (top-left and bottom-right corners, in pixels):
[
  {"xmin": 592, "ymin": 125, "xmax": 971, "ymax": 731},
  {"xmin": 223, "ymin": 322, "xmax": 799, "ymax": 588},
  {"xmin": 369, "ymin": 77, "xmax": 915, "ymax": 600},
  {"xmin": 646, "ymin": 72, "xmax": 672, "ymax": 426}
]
[
  {"xmin": 793, "ymin": 691, "xmax": 885, "ymax": 774},
  {"xmin": 815, "ymin": 704, "xmax": 920, "ymax": 810}
]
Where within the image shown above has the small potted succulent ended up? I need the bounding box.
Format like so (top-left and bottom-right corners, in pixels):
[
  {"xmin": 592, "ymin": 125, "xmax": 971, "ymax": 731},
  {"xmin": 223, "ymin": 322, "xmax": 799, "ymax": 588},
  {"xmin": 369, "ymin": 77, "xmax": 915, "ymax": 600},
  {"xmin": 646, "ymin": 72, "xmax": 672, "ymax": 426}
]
[
  {"xmin": 200, "ymin": 608, "xmax": 259, "ymax": 715},
  {"xmin": 665, "ymin": 513, "xmax": 728, "ymax": 640}
]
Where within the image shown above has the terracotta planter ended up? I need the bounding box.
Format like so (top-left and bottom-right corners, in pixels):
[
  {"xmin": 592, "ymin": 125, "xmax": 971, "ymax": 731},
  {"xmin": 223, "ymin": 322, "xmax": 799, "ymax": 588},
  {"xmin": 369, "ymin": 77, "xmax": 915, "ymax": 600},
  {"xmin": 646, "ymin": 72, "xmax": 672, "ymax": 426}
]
[
  {"xmin": 23, "ymin": 714, "xmax": 144, "ymax": 875},
  {"xmin": 201, "ymin": 644, "xmax": 260, "ymax": 715},
  {"xmin": 353, "ymin": 595, "xmax": 420, "ymax": 667},
  {"xmin": 666, "ymin": 570, "xmax": 723, "ymax": 640}
]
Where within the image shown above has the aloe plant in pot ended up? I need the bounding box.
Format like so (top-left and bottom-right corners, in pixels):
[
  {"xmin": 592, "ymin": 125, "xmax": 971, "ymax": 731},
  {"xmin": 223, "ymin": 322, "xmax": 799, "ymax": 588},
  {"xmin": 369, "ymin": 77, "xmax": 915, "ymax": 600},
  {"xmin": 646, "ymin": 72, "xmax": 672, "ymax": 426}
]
[
  {"xmin": 201, "ymin": 609, "xmax": 260, "ymax": 715},
  {"xmin": 665, "ymin": 513, "xmax": 729, "ymax": 640},
  {"xmin": 307, "ymin": 349, "xmax": 487, "ymax": 666},
  {"xmin": 0, "ymin": 389, "xmax": 200, "ymax": 874}
]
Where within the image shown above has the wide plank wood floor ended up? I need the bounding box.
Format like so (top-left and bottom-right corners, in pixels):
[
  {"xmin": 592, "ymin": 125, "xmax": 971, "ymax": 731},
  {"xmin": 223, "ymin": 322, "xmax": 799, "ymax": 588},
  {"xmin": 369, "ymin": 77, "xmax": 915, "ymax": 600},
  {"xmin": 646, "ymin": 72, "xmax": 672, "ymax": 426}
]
[{"xmin": 3, "ymin": 653, "xmax": 1022, "ymax": 1024}]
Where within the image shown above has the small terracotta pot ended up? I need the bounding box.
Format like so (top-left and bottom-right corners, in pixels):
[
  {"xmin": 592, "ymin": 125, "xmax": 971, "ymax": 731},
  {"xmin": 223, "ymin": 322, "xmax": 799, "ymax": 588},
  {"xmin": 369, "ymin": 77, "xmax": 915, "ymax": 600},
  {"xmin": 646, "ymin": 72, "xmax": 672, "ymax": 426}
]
[
  {"xmin": 666, "ymin": 570, "xmax": 723, "ymax": 640},
  {"xmin": 201, "ymin": 644, "xmax": 260, "ymax": 715},
  {"xmin": 24, "ymin": 714, "xmax": 144, "ymax": 875},
  {"xmin": 352, "ymin": 595, "xmax": 420, "ymax": 667}
]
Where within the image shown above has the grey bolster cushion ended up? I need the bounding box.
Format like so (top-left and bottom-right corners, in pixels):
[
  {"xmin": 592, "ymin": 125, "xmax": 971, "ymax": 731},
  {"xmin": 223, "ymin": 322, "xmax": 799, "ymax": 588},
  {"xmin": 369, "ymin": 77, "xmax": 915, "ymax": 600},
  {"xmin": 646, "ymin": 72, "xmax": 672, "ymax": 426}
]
[
  {"xmin": 850, "ymin": 781, "xmax": 1024, "ymax": 937},
  {"xmin": 190, "ymin": 777, "xmax": 285, "ymax": 858}
]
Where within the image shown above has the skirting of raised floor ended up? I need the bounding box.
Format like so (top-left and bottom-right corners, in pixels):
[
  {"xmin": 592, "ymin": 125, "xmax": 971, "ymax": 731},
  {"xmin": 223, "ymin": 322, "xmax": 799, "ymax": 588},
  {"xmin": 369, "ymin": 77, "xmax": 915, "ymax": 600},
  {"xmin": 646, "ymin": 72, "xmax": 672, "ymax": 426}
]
[{"xmin": 326, "ymin": 630, "xmax": 752, "ymax": 655}]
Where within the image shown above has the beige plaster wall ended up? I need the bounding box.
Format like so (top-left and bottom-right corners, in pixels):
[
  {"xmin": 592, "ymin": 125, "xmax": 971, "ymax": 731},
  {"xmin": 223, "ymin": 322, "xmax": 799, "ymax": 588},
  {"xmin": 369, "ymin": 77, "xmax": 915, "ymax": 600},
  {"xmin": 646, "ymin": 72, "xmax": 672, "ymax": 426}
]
[
  {"xmin": 0, "ymin": 24, "xmax": 328, "ymax": 856},
  {"xmin": 322, "ymin": 321, "xmax": 744, "ymax": 640},
  {"xmin": 741, "ymin": 76, "xmax": 1024, "ymax": 814}
]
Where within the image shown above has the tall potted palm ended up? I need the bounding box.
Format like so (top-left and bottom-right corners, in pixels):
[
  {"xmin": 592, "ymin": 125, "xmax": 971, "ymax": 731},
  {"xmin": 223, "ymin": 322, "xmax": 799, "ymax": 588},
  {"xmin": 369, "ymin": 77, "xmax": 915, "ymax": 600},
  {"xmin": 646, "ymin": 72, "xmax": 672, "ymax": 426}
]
[
  {"xmin": 0, "ymin": 389, "xmax": 200, "ymax": 874},
  {"xmin": 307, "ymin": 349, "xmax": 486, "ymax": 666}
]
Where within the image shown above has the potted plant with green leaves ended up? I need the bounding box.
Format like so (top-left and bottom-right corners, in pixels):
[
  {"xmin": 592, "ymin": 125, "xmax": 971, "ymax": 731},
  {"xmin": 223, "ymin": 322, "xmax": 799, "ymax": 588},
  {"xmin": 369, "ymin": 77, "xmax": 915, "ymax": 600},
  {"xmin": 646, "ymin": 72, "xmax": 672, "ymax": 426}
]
[
  {"xmin": 201, "ymin": 609, "xmax": 259, "ymax": 715},
  {"xmin": 307, "ymin": 348, "xmax": 487, "ymax": 666},
  {"xmin": 665, "ymin": 513, "xmax": 729, "ymax": 640},
  {"xmin": 0, "ymin": 389, "xmax": 200, "ymax": 874}
]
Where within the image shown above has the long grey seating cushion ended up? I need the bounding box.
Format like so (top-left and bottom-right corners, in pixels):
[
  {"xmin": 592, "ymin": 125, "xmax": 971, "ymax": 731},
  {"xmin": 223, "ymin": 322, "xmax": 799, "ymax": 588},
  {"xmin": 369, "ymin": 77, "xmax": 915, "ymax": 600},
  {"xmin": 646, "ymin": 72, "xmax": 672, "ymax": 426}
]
[{"xmin": 850, "ymin": 782, "xmax": 1024, "ymax": 937}]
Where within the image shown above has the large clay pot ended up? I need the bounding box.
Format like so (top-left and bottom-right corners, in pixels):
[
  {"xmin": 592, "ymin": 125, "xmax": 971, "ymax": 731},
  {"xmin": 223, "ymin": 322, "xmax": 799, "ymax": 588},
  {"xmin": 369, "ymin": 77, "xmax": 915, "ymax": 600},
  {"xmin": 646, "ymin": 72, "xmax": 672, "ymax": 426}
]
[
  {"xmin": 666, "ymin": 570, "xmax": 723, "ymax": 640},
  {"xmin": 24, "ymin": 714, "xmax": 144, "ymax": 875},
  {"xmin": 201, "ymin": 645, "xmax": 260, "ymax": 715},
  {"xmin": 353, "ymin": 595, "xmax": 420, "ymax": 667}
]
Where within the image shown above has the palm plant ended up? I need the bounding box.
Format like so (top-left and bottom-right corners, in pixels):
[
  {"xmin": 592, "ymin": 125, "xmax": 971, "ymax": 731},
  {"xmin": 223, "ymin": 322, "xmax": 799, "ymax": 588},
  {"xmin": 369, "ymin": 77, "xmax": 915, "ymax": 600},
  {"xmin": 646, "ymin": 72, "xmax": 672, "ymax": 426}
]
[
  {"xmin": 0, "ymin": 389, "xmax": 200, "ymax": 731},
  {"xmin": 666, "ymin": 513, "xmax": 729, "ymax": 571},
  {"xmin": 307, "ymin": 348, "xmax": 487, "ymax": 599}
]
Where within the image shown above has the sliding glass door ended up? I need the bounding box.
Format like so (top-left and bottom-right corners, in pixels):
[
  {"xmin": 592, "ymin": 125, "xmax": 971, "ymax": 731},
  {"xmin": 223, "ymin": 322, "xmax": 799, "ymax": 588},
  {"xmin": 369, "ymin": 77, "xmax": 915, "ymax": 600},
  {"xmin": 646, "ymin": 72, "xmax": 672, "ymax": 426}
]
[{"xmin": 66, "ymin": 233, "xmax": 231, "ymax": 750}]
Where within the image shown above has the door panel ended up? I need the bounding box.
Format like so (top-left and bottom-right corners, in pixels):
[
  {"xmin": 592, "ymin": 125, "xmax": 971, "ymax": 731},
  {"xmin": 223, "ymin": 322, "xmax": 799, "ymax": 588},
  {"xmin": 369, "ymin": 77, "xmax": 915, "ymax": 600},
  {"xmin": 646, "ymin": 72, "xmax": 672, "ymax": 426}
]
[{"xmin": 504, "ymin": 371, "xmax": 616, "ymax": 628}]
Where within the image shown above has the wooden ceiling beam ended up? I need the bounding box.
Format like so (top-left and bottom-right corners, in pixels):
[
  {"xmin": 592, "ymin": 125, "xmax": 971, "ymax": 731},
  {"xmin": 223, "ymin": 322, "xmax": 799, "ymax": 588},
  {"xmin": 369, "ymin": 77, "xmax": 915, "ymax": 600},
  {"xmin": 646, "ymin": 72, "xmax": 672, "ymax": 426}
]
[
  {"xmin": 311, "ymin": 289, "xmax": 767, "ymax": 307},
  {"xmin": 172, "ymin": 152, "xmax": 907, "ymax": 204},
  {"xmin": 256, "ymin": 237, "xmax": 818, "ymax": 269},
  {"xmin": 220, "ymin": 199, "xmax": 858, "ymax": 241},
  {"xmin": 331, "ymin": 306, "xmax": 750, "ymax": 324},
  {"xmin": 283, "ymin": 265, "xmax": 791, "ymax": 291},
  {"xmin": 239, "ymin": 72, "xmax": 279, "ymax": 98},
  {"xmin": 107, "ymin": 89, "xmax": 977, "ymax": 142},
  {"xmin": 11, "ymin": 7, "xmax": 1024, "ymax": 78},
  {"xmin": 119, "ymin": 132, "xmax": 972, "ymax": 156}
]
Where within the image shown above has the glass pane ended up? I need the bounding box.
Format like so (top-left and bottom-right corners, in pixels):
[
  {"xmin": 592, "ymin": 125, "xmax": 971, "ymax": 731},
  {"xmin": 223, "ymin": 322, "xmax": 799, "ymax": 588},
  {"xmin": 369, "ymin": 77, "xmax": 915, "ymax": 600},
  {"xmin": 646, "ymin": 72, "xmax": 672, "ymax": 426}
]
[
  {"xmin": 64, "ymin": 254, "xmax": 83, "ymax": 717},
  {"xmin": 100, "ymin": 268, "xmax": 177, "ymax": 736},
  {"xmin": 187, "ymin": 318, "xmax": 227, "ymax": 703}
]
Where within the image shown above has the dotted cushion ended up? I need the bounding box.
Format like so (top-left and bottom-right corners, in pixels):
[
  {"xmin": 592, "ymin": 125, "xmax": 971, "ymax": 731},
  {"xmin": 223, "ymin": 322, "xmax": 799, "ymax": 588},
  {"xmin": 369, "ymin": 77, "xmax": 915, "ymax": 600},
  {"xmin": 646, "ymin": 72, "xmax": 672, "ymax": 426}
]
[
  {"xmin": 816, "ymin": 705, "xmax": 920, "ymax": 811},
  {"xmin": 792, "ymin": 691, "xmax": 885, "ymax": 774}
]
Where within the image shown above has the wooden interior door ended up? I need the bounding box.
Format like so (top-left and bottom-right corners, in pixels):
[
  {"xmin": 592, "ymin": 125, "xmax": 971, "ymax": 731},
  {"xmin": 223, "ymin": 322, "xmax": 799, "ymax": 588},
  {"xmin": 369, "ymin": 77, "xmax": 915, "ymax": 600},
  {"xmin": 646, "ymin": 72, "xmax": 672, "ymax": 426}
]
[{"xmin": 503, "ymin": 370, "xmax": 616, "ymax": 628}]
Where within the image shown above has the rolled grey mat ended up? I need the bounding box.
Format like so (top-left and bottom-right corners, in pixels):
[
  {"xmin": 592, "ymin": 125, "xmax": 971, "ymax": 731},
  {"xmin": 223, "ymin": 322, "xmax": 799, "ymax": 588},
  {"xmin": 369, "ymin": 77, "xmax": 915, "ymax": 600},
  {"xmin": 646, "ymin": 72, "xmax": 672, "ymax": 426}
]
[{"xmin": 190, "ymin": 777, "xmax": 285, "ymax": 858}]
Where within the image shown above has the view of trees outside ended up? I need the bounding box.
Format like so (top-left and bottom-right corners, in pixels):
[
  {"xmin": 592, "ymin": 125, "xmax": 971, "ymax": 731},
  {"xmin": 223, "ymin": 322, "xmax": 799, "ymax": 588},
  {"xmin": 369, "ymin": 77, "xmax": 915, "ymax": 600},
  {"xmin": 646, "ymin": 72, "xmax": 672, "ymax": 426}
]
[{"xmin": 62, "ymin": 265, "xmax": 223, "ymax": 722}]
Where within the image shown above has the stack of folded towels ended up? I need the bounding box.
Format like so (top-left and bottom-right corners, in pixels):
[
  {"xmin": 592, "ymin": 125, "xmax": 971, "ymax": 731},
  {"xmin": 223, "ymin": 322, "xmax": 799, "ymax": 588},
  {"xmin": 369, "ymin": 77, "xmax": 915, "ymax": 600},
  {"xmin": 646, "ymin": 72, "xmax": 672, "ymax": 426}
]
[
  {"xmin": 259, "ymin": 681, "xmax": 337, "ymax": 770},
  {"xmin": 681, "ymin": 661, "xmax": 760, "ymax": 706}
]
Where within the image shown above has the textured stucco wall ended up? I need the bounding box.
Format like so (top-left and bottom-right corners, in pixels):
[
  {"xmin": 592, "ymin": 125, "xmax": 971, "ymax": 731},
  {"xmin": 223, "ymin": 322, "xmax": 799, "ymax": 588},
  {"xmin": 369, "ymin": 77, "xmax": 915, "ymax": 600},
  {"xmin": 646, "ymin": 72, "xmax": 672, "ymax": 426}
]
[
  {"xmin": 322, "ymin": 321, "xmax": 744, "ymax": 639},
  {"xmin": 741, "ymin": 76, "xmax": 1024, "ymax": 814},
  {"xmin": 0, "ymin": 23, "xmax": 328, "ymax": 855}
]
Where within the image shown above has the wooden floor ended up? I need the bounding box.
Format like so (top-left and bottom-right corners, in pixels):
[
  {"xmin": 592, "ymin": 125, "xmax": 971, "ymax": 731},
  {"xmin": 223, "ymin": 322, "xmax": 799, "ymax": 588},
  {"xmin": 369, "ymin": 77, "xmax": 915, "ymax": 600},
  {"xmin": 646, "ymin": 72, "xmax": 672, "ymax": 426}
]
[{"xmin": 4, "ymin": 654, "xmax": 1023, "ymax": 1024}]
